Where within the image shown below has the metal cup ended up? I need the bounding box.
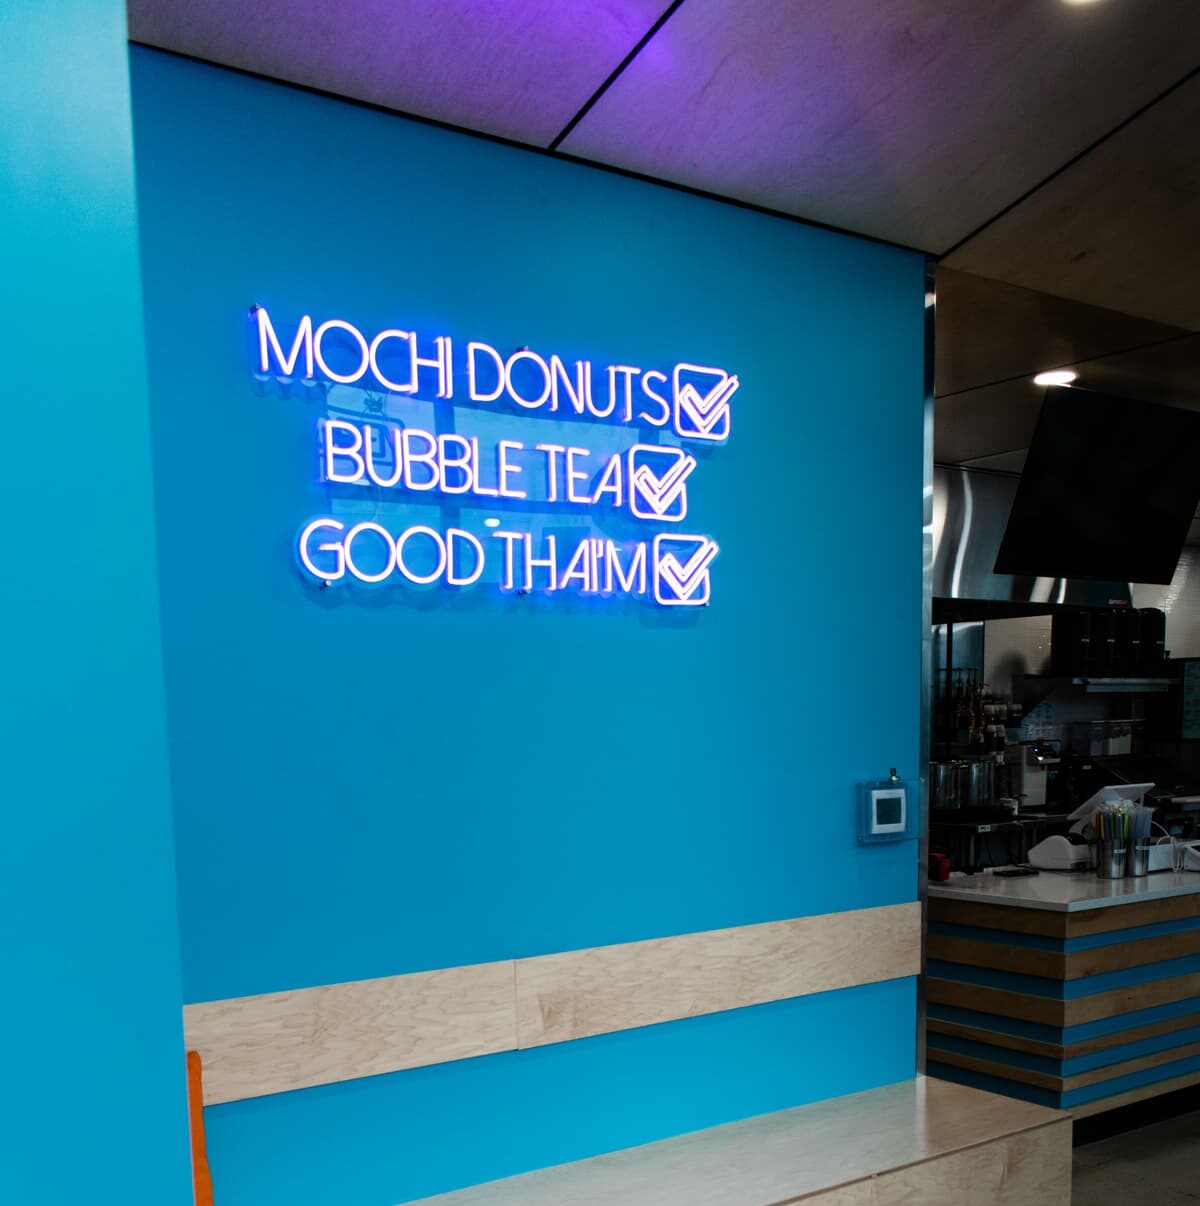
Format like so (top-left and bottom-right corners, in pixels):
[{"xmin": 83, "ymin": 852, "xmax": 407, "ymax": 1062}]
[
  {"xmin": 1095, "ymin": 839, "xmax": 1127, "ymax": 879},
  {"xmin": 1127, "ymin": 841, "xmax": 1151, "ymax": 878}
]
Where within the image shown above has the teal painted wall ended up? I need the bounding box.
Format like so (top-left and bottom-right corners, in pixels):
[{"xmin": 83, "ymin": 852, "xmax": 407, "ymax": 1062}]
[
  {"xmin": 130, "ymin": 48, "xmax": 926, "ymax": 1205},
  {"xmin": 0, "ymin": 6, "xmax": 192, "ymax": 1203}
]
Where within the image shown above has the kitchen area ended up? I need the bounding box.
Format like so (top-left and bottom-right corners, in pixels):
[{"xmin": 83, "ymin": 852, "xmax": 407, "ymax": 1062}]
[{"xmin": 924, "ymin": 378, "xmax": 1200, "ymax": 1118}]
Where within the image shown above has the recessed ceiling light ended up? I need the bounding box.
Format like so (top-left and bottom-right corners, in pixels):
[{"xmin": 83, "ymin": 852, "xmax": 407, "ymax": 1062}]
[
  {"xmin": 1033, "ymin": 369, "xmax": 1078, "ymax": 387},
  {"xmin": 1063, "ymin": 0, "xmax": 1105, "ymax": 6}
]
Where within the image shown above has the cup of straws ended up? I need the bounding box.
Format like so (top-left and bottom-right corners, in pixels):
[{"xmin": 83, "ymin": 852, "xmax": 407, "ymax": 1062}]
[{"xmin": 1092, "ymin": 802, "xmax": 1154, "ymax": 878}]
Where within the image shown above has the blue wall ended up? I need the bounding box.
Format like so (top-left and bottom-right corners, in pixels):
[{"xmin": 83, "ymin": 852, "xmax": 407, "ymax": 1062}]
[
  {"xmin": 0, "ymin": 7, "xmax": 192, "ymax": 1203},
  {"xmin": 130, "ymin": 48, "xmax": 926, "ymax": 1205}
]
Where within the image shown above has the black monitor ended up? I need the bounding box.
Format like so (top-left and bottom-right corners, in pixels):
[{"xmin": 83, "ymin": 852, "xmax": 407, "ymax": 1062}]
[{"xmin": 995, "ymin": 388, "xmax": 1200, "ymax": 585}]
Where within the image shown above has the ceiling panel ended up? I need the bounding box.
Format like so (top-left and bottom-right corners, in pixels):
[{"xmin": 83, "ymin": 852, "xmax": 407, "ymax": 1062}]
[
  {"xmin": 1072, "ymin": 332, "xmax": 1200, "ymax": 408},
  {"xmin": 945, "ymin": 73, "xmax": 1200, "ymax": 328},
  {"xmin": 126, "ymin": 0, "xmax": 666, "ymax": 146},
  {"xmin": 959, "ymin": 450, "xmax": 1028, "ymax": 474},
  {"xmin": 560, "ymin": 0, "xmax": 1200, "ymax": 251},
  {"xmin": 936, "ymin": 378, "xmax": 1045, "ymax": 465},
  {"xmin": 935, "ymin": 269, "xmax": 1185, "ymax": 398},
  {"xmin": 936, "ymin": 333, "xmax": 1200, "ymax": 465}
]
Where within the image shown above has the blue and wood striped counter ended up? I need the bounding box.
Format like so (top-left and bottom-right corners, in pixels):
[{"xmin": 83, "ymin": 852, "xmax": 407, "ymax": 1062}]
[{"xmin": 927, "ymin": 872, "xmax": 1200, "ymax": 1116}]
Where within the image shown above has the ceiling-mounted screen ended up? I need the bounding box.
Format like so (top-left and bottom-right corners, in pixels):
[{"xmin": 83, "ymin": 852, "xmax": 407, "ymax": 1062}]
[{"xmin": 994, "ymin": 389, "xmax": 1200, "ymax": 585}]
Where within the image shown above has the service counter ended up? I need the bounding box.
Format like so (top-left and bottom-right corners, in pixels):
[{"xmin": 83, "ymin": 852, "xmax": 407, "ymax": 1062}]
[{"xmin": 927, "ymin": 871, "xmax": 1200, "ymax": 1115}]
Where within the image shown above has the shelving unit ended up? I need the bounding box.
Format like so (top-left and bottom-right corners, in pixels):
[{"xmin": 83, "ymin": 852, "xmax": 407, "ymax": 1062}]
[{"xmin": 1015, "ymin": 674, "xmax": 1175, "ymax": 712}]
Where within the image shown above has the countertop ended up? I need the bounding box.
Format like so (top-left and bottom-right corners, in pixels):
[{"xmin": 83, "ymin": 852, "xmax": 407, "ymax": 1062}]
[{"xmin": 928, "ymin": 869, "xmax": 1200, "ymax": 912}]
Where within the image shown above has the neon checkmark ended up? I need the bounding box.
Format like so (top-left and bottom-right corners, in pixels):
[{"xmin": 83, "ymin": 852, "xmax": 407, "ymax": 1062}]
[
  {"xmin": 673, "ymin": 364, "xmax": 738, "ymax": 441},
  {"xmin": 653, "ymin": 536, "xmax": 719, "ymax": 606},
  {"xmin": 629, "ymin": 447, "xmax": 697, "ymax": 521}
]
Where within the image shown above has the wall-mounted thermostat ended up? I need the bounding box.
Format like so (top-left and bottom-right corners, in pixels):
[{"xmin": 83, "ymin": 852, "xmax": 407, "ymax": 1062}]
[{"xmin": 857, "ymin": 770, "xmax": 917, "ymax": 844}]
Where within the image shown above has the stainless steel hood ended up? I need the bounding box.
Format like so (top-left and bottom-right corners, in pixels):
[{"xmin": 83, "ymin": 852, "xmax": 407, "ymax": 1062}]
[{"xmin": 932, "ymin": 464, "xmax": 1132, "ymax": 608}]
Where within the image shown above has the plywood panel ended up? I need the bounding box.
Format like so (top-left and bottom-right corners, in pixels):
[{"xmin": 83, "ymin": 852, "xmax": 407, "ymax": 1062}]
[
  {"xmin": 931, "ymin": 1011, "xmax": 1200, "ymax": 1061},
  {"xmin": 184, "ymin": 961, "xmax": 517, "ymax": 1105},
  {"xmin": 931, "ymin": 929, "xmax": 1200, "ymax": 981},
  {"xmin": 1066, "ymin": 1012, "xmax": 1200, "ymax": 1058},
  {"xmin": 561, "ymin": 0, "xmax": 1200, "ymax": 252},
  {"xmin": 406, "ymin": 1078, "xmax": 1067, "ymax": 1206},
  {"xmin": 927, "ymin": 978, "xmax": 1065, "ymax": 1027},
  {"xmin": 187, "ymin": 904, "xmax": 920, "ymax": 1103},
  {"xmin": 929, "ymin": 1048, "xmax": 1062, "ymax": 1094},
  {"xmin": 931, "ymin": 971, "xmax": 1200, "ymax": 1029},
  {"xmin": 934, "ymin": 378, "xmax": 1047, "ymax": 466},
  {"xmin": 1067, "ymin": 929, "xmax": 1200, "ymax": 978},
  {"xmin": 928, "ymin": 899, "xmax": 1066, "ymax": 939},
  {"xmin": 817, "ymin": 1122, "xmax": 1071, "ymax": 1206},
  {"xmin": 947, "ymin": 74, "xmax": 1200, "ymax": 328},
  {"xmin": 929, "ymin": 935, "xmax": 1065, "ymax": 981},
  {"xmin": 930, "ymin": 893, "xmax": 1200, "ymax": 940},
  {"xmin": 933, "ymin": 1036, "xmax": 1200, "ymax": 1096},
  {"xmin": 1064, "ymin": 972, "xmax": 1200, "ymax": 1027},
  {"xmin": 1065, "ymin": 1040, "xmax": 1200, "ymax": 1092},
  {"xmin": 516, "ymin": 903, "xmax": 920, "ymax": 1048},
  {"xmin": 928, "ymin": 1018, "xmax": 1063, "ymax": 1062},
  {"xmin": 127, "ymin": 0, "xmax": 666, "ymax": 146},
  {"xmin": 933, "ymin": 268, "xmax": 1183, "ymax": 401},
  {"xmin": 1066, "ymin": 894, "xmax": 1200, "ymax": 939},
  {"xmin": 1071, "ymin": 1069, "xmax": 1200, "ymax": 1118}
]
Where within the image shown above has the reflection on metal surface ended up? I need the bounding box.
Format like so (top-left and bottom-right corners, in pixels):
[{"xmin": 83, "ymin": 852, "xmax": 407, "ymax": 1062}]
[
  {"xmin": 949, "ymin": 470, "xmax": 973, "ymax": 599},
  {"xmin": 918, "ymin": 257, "xmax": 936, "ymax": 1078},
  {"xmin": 1134, "ymin": 546, "xmax": 1200, "ymax": 659},
  {"xmin": 932, "ymin": 465, "xmax": 1132, "ymax": 607}
]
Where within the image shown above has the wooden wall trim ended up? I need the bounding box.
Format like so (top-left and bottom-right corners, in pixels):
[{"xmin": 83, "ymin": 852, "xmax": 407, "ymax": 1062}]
[
  {"xmin": 184, "ymin": 961, "xmax": 518, "ymax": 1106},
  {"xmin": 186, "ymin": 902, "xmax": 919, "ymax": 1105},
  {"xmin": 515, "ymin": 902, "xmax": 921, "ymax": 1049}
]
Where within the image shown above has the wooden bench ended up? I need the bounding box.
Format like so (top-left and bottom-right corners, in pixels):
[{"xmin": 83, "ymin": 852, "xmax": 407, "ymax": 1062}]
[{"xmin": 407, "ymin": 1077, "xmax": 1070, "ymax": 1206}]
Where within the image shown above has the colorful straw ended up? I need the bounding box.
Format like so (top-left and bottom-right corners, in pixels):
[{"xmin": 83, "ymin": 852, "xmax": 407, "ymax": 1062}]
[{"xmin": 1093, "ymin": 802, "xmax": 1153, "ymax": 842}]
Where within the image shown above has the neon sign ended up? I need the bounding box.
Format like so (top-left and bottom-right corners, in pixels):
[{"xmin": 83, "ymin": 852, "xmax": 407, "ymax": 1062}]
[{"xmin": 254, "ymin": 306, "xmax": 736, "ymax": 608}]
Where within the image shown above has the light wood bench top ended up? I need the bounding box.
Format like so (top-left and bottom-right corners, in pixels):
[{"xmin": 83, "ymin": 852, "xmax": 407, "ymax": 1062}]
[{"xmin": 406, "ymin": 1077, "xmax": 1068, "ymax": 1206}]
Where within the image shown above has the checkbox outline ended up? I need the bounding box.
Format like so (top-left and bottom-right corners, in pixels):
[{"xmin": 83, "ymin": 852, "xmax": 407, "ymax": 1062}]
[
  {"xmin": 672, "ymin": 362, "xmax": 737, "ymax": 442},
  {"xmin": 652, "ymin": 533, "xmax": 720, "ymax": 607},
  {"xmin": 628, "ymin": 444, "xmax": 697, "ymax": 523}
]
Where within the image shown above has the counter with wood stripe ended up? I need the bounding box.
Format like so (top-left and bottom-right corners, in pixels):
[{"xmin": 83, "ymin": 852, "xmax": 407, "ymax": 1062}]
[{"xmin": 926, "ymin": 872, "xmax": 1200, "ymax": 1114}]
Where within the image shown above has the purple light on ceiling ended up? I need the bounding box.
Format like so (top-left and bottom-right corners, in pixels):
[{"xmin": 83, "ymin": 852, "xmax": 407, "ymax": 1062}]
[{"xmin": 127, "ymin": 0, "xmax": 668, "ymax": 145}]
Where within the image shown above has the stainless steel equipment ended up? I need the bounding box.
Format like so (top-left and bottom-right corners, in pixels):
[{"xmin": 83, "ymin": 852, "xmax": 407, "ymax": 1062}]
[
  {"xmin": 932, "ymin": 761, "xmax": 964, "ymax": 810},
  {"xmin": 966, "ymin": 760, "xmax": 995, "ymax": 807}
]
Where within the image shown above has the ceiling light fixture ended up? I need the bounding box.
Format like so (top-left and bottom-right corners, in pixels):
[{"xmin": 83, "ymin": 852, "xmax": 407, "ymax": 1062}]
[{"xmin": 1033, "ymin": 369, "xmax": 1078, "ymax": 387}]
